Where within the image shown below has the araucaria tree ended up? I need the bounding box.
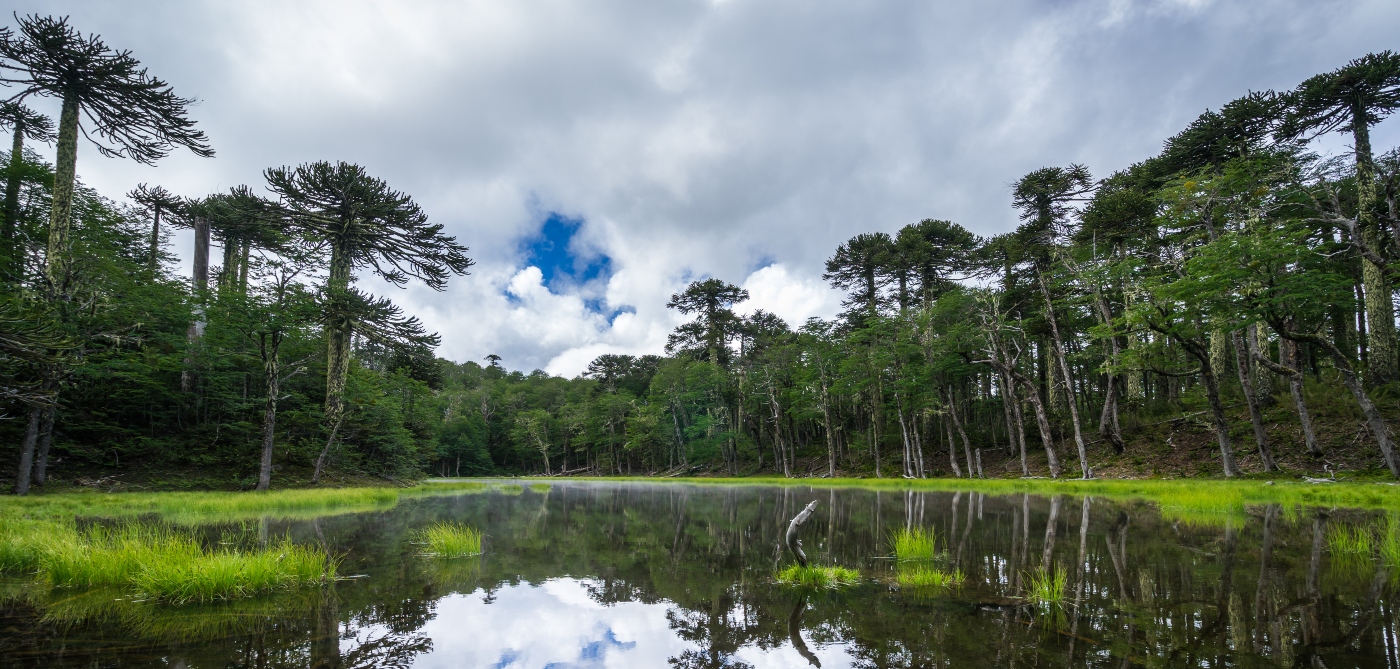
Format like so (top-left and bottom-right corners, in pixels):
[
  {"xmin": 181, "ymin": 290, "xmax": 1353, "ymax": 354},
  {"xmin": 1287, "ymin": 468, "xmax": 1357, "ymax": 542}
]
[
  {"xmin": 0, "ymin": 14, "xmax": 213, "ymax": 296},
  {"xmin": 264, "ymin": 161, "xmax": 472, "ymax": 483},
  {"xmin": 0, "ymin": 100, "xmax": 53, "ymax": 281}
]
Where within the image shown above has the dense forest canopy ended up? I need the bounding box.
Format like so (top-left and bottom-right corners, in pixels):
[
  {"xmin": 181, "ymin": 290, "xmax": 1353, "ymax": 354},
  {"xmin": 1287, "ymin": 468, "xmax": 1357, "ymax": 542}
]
[{"xmin": 1, "ymin": 15, "xmax": 1398, "ymax": 490}]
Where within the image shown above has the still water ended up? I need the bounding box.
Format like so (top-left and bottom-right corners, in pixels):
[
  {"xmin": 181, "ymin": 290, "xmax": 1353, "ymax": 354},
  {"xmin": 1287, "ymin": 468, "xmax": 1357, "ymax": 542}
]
[{"xmin": 3, "ymin": 481, "xmax": 1398, "ymax": 668}]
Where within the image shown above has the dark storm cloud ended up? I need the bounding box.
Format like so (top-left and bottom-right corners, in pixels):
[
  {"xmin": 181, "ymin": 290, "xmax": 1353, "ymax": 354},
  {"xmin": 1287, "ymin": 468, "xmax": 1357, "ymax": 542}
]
[{"xmin": 7, "ymin": 0, "xmax": 1397, "ymax": 374}]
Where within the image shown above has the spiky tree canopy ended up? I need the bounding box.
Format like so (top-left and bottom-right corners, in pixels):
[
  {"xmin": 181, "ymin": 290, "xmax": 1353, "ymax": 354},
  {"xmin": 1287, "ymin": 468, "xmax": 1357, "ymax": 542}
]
[
  {"xmin": 665, "ymin": 278, "xmax": 749, "ymax": 366},
  {"xmin": 1282, "ymin": 51, "xmax": 1400, "ymax": 139},
  {"xmin": 1012, "ymin": 164, "xmax": 1094, "ymax": 260},
  {"xmin": 264, "ymin": 161, "xmax": 472, "ymax": 290},
  {"xmin": 127, "ymin": 183, "xmax": 179, "ymax": 214},
  {"xmin": 0, "ymin": 100, "xmax": 54, "ymax": 143},
  {"xmin": 824, "ymin": 231, "xmax": 893, "ymax": 322},
  {"xmin": 0, "ymin": 14, "xmax": 213, "ymax": 163}
]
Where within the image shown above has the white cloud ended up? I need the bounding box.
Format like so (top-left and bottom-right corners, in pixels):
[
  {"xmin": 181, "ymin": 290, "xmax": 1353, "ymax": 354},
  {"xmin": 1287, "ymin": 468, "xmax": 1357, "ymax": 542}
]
[{"xmin": 16, "ymin": 0, "xmax": 1400, "ymax": 374}]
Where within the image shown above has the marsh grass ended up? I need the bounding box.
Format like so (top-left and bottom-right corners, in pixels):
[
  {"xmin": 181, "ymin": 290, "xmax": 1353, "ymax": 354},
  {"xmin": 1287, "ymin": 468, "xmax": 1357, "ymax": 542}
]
[
  {"xmin": 529, "ymin": 483, "xmax": 551, "ymax": 494},
  {"xmin": 890, "ymin": 527, "xmax": 939, "ymax": 561},
  {"xmin": 496, "ymin": 484, "xmax": 525, "ymax": 495},
  {"xmin": 1025, "ymin": 567, "xmax": 1068, "ymax": 606},
  {"xmin": 411, "ymin": 522, "xmax": 483, "ymax": 558},
  {"xmin": 775, "ymin": 564, "xmax": 860, "ymax": 589},
  {"xmin": 895, "ymin": 564, "xmax": 963, "ymax": 590},
  {"xmin": 1, "ymin": 521, "xmax": 334, "ymax": 603}
]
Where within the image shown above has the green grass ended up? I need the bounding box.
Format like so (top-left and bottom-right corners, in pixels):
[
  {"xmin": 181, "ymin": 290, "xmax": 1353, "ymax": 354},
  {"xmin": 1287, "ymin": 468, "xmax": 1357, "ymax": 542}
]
[
  {"xmin": 411, "ymin": 522, "xmax": 483, "ymax": 558},
  {"xmin": 0, "ymin": 482, "xmax": 494, "ymax": 526},
  {"xmin": 895, "ymin": 564, "xmax": 962, "ymax": 590},
  {"xmin": 559, "ymin": 476, "xmax": 1400, "ymax": 522},
  {"xmin": 1329, "ymin": 523, "xmax": 1377, "ymax": 558},
  {"xmin": 1025, "ymin": 567, "xmax": 1068, "ymax": 605},
  {"xmin": 890, "ymin": 527, "xmax": 939, "ymax": 561},
  {"xmin": 530, "ymin": 483, "xmax": 551, "ymax": 494},
  {"xmin": 496, "ymin": 484, "xmax": 525, "ymax": 495},
  {"xmin": 775, "ymin": 564, "xmax": 860, "ymax": 589},
  {"xmin": 0, "ymin": 521, "xmax": 334, "ymax": 603}
]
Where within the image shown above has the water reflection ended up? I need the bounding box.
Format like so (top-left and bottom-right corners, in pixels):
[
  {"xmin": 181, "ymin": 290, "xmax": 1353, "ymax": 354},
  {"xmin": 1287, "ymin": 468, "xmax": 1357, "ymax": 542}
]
[{"xmin": 4, "ymin": 482, "xmax": 1400, "ymax": 667}]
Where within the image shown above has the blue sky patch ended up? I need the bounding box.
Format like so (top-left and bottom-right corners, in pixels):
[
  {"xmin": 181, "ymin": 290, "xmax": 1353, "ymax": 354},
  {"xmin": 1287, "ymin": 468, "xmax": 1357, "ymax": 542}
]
[{"xmin": 524, "ymin": 213, "xmax": 613, "ymax": 291}]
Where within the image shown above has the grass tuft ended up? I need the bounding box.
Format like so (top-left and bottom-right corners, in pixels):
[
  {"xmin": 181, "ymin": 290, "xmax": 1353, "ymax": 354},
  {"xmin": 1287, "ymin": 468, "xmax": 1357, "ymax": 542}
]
[
  {"xmin": 1025, "ymin": 567, "xmax": 1067, "ymax": 605},
  {"xmin": 895, "ymin": 564, "xmax": 963, "ymax": 590},
  {"xmin": 775, "ymin": 564, "xmax": 860, "ymax": 589},
  {"xmin": 529, "ymin": 483, "xmax": 551, "ymax": 494},
  {"xmin": 411, "ymin": 522, "xmax": 483, "ymax": 558},
  {"xmin": 131, "ymin": 538, "xmax": 332, "ymax": 604},
  {"xmin": 890, "ymin": 527, "xmax": 938, "ymax": 561}
]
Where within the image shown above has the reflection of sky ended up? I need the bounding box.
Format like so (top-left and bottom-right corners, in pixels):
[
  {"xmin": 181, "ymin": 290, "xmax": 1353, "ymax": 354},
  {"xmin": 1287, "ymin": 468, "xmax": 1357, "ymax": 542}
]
[{"xmin": 409, "ymin": 578, "xmax": 856, "ymax": 668}]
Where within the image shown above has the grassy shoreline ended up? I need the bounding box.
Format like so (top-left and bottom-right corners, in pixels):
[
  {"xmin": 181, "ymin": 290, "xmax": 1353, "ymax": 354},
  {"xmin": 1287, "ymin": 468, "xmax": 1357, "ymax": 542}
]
[{"xmin": 489, "ymin": 475, "xmax": 1400, "ymax": 513}]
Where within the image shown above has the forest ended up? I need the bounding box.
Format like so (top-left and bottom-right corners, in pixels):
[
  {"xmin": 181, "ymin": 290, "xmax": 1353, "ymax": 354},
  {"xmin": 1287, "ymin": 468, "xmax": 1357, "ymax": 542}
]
[{"xmin": 3, "ymin": 13, "xmax": 1400, "ymax": 492}]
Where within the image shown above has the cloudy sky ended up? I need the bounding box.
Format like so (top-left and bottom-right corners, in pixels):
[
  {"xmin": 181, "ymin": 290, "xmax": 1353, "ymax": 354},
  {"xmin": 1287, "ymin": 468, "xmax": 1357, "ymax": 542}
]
[{"xmin": 10, "ymin": 0, "xmax": 1399, "ymax": 376}]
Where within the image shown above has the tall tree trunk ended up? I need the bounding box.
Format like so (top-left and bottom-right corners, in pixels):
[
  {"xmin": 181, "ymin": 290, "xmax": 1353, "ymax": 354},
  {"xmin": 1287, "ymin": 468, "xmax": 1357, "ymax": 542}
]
[
  {"xmin": 315, "ymin": 244, "xmax": 354, "ymax": 484},
  {"xmin": 1353, "ymin": 116, "xmax": 1398, "ymax": 385},
  {"xmin": 1163, "ymin": 328, "xmax": 1239, "ymax": 477},
  {"xmin": 34, "ymin": 405, "xmax": 55, "ymax": 485},
  {"xmin": 44, "ymin": 94, "xmax": 79, "ymax": 297},
  {"xmin": 947, "ymin": 390, "xmax": 975, "ymax": 479},
  {"xmin": 181, "ymin": 216, "xmax": 210, "ymax": 392},
  {"xmin": 3, "ymin": 121, "xmax": 24, "ymax": 283},
  {"xmin": 944, "ymin": 412, "xmax": 962, "ymax": 478},
  {"xmin": 1001, "ymin": 369, "xmax": 1029, "ymax": 476},
  {"xmin": 1232, "ymin": 330, "xmax": 1276, "ymax": 471},
  {"xmin": 147, "ymin": 204, "xmax": 162, "ymax": 271},
  {"xmin": 257, "ymin": 332, "xmax": 282, "ymax": 492},
  {"xmin": 1248, "ymin": 323, "xmax": 1275, "ymax": 407},
  {"xmin": 820, "ymin": 380, "xmax": 836, "ymax": 476},
  {"xmin": 13, "ymin": 404, "xmax": 41, "ymax": 495},
  {"xmin": 1038, "ymin": 271, "xmax": 1091, "ymax": 478}
]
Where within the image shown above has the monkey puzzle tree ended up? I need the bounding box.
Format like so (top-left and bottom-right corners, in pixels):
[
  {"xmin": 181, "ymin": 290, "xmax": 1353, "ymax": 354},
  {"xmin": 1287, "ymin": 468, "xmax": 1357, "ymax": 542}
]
[
  {"xmin": 665, "ymin": 278, "xmax": 750, "ymax": 367},
  {"xmin": 264, "ymin": 161, "xmax": 471, "ymax": 483},
  {"xmin": 0, "ymin": 100, "xmax": 52, "ymax": 282},
  {"xmin": 824, "ymin": 232, "xmax": 893, "ymax": 326},
  {"xmin": 0, "ymin": 14, "xmax": 213, "ymax": 297},
  {"xmin": 1282, "ymin": 51, "xmax": 1400, "ymax": 385},
  {"xmin": 127, "ymin": 183, "xmax": 181, "ymax": 271},
  {"xmin": 1012, "ymin": 164, "xmax": 1095, "ymax": 478}
]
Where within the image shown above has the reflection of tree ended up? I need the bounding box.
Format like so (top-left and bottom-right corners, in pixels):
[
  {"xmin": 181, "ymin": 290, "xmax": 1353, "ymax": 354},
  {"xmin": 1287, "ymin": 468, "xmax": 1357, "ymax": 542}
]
[
  {"xmin": 666, "ymin": 594, "xmax": 756, "ymax": 669},
  {"xmin": 339, "ymin": 627, "xmax": 433, "ymax": 669}
]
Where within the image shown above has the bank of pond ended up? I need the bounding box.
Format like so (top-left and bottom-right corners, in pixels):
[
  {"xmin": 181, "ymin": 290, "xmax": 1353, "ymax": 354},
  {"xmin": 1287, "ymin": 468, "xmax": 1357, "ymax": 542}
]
[{"xmin": 3, "ymin": 478, "xmax": 1400, "ymax": 666}]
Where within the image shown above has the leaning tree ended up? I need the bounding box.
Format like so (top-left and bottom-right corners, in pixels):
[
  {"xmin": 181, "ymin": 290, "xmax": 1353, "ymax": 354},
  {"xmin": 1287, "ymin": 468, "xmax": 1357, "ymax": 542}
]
[
  {"xmin": 0, "ymin": 100, "xmax": 53, "ymax": 282},
  {"xmin": 264, "ymin": 161, "xmax": 471, "ymax": 483},
  {"xmin": 1282, "ymin": 51, "xmax": 1400, "ymax": 385},
  {"xmin": 0, "ymin": 14, "xmax": 213, "ymax": 297}
]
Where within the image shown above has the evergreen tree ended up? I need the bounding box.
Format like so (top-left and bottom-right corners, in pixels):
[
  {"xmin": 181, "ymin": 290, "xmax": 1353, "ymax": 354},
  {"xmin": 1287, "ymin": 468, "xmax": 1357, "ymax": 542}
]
[
  {"xmin": 0, "ymin": 101, "xmax": 52, "ymax": 282},
  {"xmin": 263, "ymin": 161, "xmax": 471, "ymax": 482}
]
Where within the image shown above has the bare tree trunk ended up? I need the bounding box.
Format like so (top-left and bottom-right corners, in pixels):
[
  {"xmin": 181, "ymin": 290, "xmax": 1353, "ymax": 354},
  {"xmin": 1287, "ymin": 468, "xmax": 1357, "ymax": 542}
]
[
  {"xmin": 1232, "ymin": 330, "xmax": 1276, "ymax": 471},
  {"xmin": 944, "ymin": 411, "xmax": 962, "ymax": 478},
  {"xmin": 948, "ymin": 390, "xmax": 975, "ymax": 478},
  {"xmin": 1038, "ymin": 271, "xmax": 1090, "ymax": 478},
  {"xmin": 257, "ymin": 333, "xmax": 282, "ymax": 492}
]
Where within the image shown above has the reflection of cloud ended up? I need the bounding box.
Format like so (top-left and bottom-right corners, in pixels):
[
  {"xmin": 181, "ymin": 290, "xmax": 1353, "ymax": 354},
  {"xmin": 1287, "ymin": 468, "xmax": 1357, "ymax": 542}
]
[{"xmin": 412, "ymin": 578, "xmax": 691, "ymax": 668}]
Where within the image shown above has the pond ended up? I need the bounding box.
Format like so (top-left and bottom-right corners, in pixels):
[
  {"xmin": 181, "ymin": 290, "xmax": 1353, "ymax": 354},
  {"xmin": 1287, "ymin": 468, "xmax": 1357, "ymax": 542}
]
[{"xmin": 2, "ymin": 481, "xmax": 1397, "ymax": 668}]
